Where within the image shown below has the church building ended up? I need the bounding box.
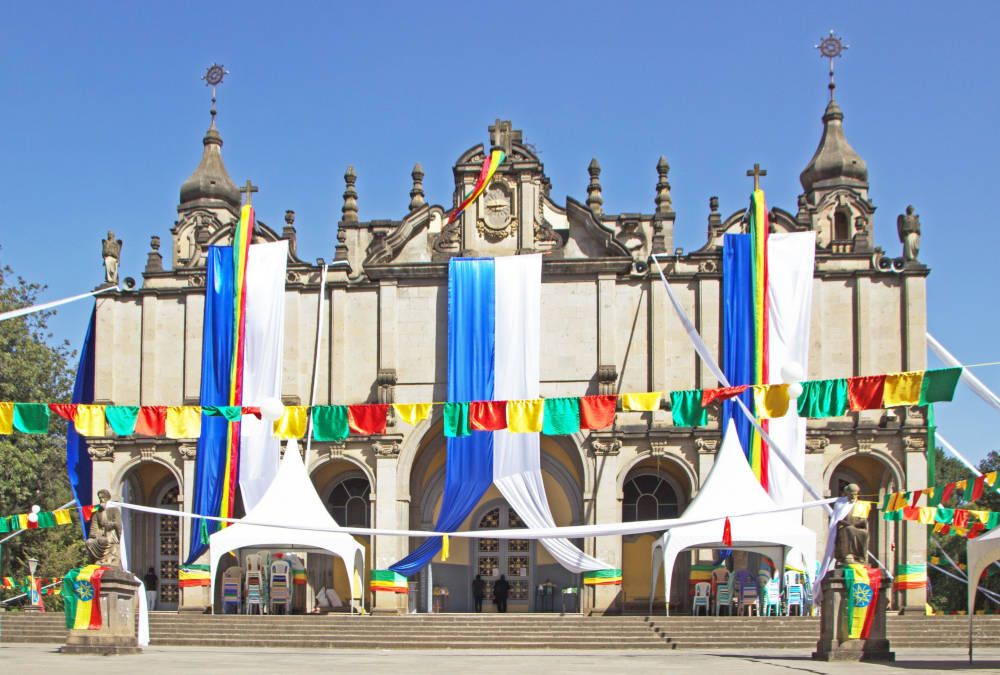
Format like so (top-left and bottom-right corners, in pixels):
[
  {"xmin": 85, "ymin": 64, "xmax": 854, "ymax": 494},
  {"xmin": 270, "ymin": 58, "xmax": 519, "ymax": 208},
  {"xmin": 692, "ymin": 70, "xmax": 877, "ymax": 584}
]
[{"xmin": 85, "ymin": 79, "xmax": 930, "ymax": 614}]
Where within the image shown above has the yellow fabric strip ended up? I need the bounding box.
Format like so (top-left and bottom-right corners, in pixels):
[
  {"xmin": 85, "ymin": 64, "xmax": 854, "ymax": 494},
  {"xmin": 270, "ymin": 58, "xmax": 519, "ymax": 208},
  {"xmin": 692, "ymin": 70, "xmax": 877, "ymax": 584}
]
[
  {"xmin": 883, "ymin": 371, "xmax": 924, "ymax": 407},
  {"xmin": 752, "ymin": 384, "xmax": 790, "ymax": 419},
  {"xmin": 621, "ymin": 392, "xmax": 662, "ymax": 412},
  {"xmin": 0, "ymin": 402, "xmax": 13, "ymax": 434},
  {"xmin": 165, "ymin": 406, "xmax": 202, "ymax": 439},
  {"xmin": 850, "ymin": 500, "xmax": 872, "ymax": 519},
  {"xmin": 917, "ymin": 507, "xmax": 936, "ymax": 525},
  {"xmin": 53, "ymin": 509, "xmax": 73, "ymax": 525},
  {"xmin": 970, "ymin": 510, "xmax": 989, "ymax": 525},
  {"xmin": 392, "ymin": 403, "xmax": 432, "ymax": 426},
  {"xmin": 273, "ymin": 406, "xmax": 308, "ymax": 439},
  {"xmin": 986, "ymin": 471, "xmax": 998, "ymax": 488},
  {"xmin": 506, "ymin": 399, "xmax": 544, "ymax": 433},
  {"xmin": 441, "ymin": 534, "xmax": 449, "ymax": 562},
  {"xmin": 73, "ymin": 405, "xmax": 107, "ymax": 437}
]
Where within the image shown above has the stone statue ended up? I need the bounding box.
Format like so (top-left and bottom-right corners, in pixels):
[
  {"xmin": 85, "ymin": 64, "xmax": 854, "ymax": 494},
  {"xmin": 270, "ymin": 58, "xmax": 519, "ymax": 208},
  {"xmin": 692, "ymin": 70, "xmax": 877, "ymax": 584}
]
[
  {"xmin": 102, "ymin": 231, "xmax": 122, "ymax": 284},
  {"xmin": 896, "ymin": 205, "xmax": 921, "ymax": 262},
  {"xmin": 834, "ymin": 483, "xmax": 869, "ymax": 566},
  {"xmin": 85, "ymin": 489, "xmax": 123, "ymax": 568}
]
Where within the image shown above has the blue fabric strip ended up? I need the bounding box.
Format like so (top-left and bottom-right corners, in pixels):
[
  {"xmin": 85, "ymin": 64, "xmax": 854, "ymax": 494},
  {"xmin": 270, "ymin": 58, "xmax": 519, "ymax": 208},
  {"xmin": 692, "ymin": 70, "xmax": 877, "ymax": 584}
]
[
  {"xmin": 66, "ymin": 307, "xmax": 95, "ymax": 539},
  {"xmin": 185, "ymin": 246, "xmax": 235, "ymax": 564},
  {"xmin": 722, "ymin": 234, "xmax": 755, "ymax": 462},
  {"xmin": 391, "ymin": 257, "xmax": 495, "ymax": 576}
]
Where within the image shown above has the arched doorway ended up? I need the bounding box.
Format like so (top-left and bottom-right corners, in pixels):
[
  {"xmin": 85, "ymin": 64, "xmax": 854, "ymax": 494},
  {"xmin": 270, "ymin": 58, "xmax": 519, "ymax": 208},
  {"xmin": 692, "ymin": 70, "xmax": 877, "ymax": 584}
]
[
  {"xmin": 119, "ymin": 461, "xmax": 181, "ymax": 610},
  {"xmin": 828, "ymin": 452, "xmax": 900, "ymax": 578},
  {"xmin": 620, "ymin": 457, "xmax": 691, "ymax": 612},
  {"xmin": 472, "ymin": 502, "xmax": 531, "ymax": 611},
  {"xmin": 311, "ymin": 460, "xmax": 372, "ymax": 609}
]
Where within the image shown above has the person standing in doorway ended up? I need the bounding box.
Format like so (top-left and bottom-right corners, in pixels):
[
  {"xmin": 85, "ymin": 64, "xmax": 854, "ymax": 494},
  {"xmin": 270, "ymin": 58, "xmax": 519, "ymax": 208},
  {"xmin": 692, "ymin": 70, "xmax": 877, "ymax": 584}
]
[
  {"xmin": 472, "ymin": 574, "xmax": 486, "ymax": 613},
  {"xmin": 493, "ymin": 574, "xmax": 510, "ymax": 613},
  {"xmin": 143, "ymin": 567, "xmax": 158, "ymax": 610}
]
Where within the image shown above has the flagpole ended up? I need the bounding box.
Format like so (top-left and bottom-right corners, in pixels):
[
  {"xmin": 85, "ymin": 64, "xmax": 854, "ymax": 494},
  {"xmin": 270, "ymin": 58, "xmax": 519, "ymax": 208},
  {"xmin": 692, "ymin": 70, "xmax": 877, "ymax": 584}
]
[{"xmin": 303, "ymin": 260, "xmax": 345, "ymax": 468}]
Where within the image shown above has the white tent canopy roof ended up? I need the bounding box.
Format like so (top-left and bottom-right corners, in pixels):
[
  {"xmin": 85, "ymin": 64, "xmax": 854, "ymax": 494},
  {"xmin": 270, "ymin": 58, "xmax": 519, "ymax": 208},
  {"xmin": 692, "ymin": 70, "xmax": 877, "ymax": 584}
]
[
  {"xmin": 209, "ymin": 440, "xmax": 365, "ymax": 605},
  {"xmin": 967, "ymin": 524, "xmax": 1000, "ymax": 615},
  {"xmin": 651, "ymin": 420, "xmax": 816, "ymax": 613}
]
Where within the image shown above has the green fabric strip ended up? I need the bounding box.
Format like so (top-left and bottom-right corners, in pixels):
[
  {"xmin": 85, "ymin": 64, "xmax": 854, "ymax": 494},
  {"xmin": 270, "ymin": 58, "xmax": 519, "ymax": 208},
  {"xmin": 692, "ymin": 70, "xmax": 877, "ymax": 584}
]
[
  {"xmin": 896, "ymin": 563, "xmax": 926, "ymax": 574},
  {"xmin": 311, "ymin": 405, "xmax": 349, "ymax": 441},
  {"xmin": 670, "ymin": 390, "xmax": 707, "ymax": 427},
  {"xmin": 12, "ymin": 403, "xmax": 50, "ymax": 434},
  {"xmin": 181, "ymin": 564, "xmax": 211, "ymax": 572},
  {"xmin": 934, "ymin": 507, "xmax": 954, "ymax": 524},
  {"xmin": 927, "ymin": 404, "xmax": 938, "ymax": 506},
  {"xmin": 104, "ymin": 406, "xmax": 139, "ymax": 436},
  {"xmin": 0, "ymin": 517, "xmax": 8, "ymax": 534},
  {"xmin": 36, "ymin": 511, "xmax": 55, "ymax": 528},
  {"xmin": 843, "ymin": 566, "xmax": 856, "ymax": 637},
  {"xmin": 370, "ymin": 569, "xmax": 406, "ymax": 584},
  {"xmin": 882, "ymin": 509, "xmax": 903, "ymax": 522},
  {"xmin": 987, "ymin": 512, "xmax": 1000, "ymax": 530},
  {"xmin": 796, "ymin": 379, "xmax": 848, "ymax": 418},
  {"xmin": 203, "ymin": 405, "xmax": 242, "ymax": 421},
  {"xmin": 583, "ymin": 568, "xmax": 622, "ymax": 581},
  {"xmin": 542, "ymin": 397, "xmax": 581, "ymax": 435},
  {"xmin": 63, "ymin": 567, "xmax": 81, "ymax": 629},
  {"xmin": 443, "ymin": 402, "xmax": 470, "ymax": 438},
  {"xmin": 919, "ymin": 368, "xmax": 962, "ymax": 405}
]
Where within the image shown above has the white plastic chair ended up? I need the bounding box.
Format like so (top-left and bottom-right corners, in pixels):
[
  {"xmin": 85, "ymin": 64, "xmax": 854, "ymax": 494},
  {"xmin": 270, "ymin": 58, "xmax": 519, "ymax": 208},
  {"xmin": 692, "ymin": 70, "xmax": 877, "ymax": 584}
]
[
  {"xmin": 692, "ymin": 581, "xmax": 711, "ymax": 616},
  {"xmin": 715, "ymin": 577, "xmax": 734, "ymax": 616}
]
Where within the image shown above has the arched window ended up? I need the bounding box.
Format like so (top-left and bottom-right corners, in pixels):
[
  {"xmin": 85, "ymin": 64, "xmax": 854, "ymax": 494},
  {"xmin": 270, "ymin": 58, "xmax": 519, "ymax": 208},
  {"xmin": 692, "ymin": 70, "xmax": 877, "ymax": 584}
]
[
  {"xmin": 623, "ymin": 473, "xmax": 679, "ymax": 522},
  {"xmin": 327, "ymin": 477, "xmax": 370, "ymax": 528},
  {"xmin": 834, "ymin": 208, "xmax": 851, "ymax": 241}
]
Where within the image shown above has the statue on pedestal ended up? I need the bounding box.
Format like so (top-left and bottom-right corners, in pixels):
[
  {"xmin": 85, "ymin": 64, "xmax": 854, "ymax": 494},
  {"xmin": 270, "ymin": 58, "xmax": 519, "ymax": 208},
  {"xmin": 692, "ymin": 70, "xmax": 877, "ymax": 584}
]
[
  {"xmin": 835, "ymin": 483, "xmax": 869, "ymax": 566},
  {"xmin": 896, "ymin": 205, "xmax": 921, "ymax": 262},
  {"xmin": 85, "ymin": 489, "xmax": 122, "ymax": 568},
  {"xmin": 102, "ymin": 231, "xmax": 122, "ymax": 285}
]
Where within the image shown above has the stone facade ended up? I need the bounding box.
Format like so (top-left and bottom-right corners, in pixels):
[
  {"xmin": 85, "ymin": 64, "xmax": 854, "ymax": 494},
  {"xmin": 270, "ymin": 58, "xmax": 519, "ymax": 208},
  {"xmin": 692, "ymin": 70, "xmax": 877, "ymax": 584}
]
[{"xmin": 90, "ymin": 99, "xmax": 929, "ymax": 613}]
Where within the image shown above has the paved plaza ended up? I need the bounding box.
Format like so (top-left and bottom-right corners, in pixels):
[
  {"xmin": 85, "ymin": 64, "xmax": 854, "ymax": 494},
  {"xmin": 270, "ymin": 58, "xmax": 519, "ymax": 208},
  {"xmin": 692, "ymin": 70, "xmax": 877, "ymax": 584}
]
[{"xmin": 2, "ymin": 645, "xmax": 999, "ymax": 674}]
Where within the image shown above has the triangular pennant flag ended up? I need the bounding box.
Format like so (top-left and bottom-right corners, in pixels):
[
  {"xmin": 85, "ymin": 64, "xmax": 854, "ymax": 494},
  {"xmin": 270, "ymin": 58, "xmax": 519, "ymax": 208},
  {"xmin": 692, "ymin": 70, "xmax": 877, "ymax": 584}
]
[{"xmin": 722, "ymin": 517, "xmax": 733, "ymax": 547}]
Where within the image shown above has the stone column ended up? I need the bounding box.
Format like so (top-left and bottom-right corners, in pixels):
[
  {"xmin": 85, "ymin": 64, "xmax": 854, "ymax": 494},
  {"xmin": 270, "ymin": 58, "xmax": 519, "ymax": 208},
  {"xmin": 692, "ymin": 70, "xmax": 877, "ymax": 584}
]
[
  {"xmin": 901, "ymin": 435, "xmax": 928, "ymax": 612},
  {"xmin": 805, "ymin": 436, "xmax": 832, "ymax": 564},
  {"xmin": 589, "ymin": 438, "xmax": 622, "ymax": 614},
  {"xmin": 371, "ymin": 438, "xmax": 405, "ymax": 614}
]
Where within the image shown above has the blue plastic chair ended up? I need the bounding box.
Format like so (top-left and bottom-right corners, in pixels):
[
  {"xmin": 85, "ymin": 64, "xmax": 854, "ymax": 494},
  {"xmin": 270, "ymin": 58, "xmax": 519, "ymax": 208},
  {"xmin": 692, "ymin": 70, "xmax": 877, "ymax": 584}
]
[{"xmin": 761, "ymin": 579, "xmax": 781, "ymax": 616}]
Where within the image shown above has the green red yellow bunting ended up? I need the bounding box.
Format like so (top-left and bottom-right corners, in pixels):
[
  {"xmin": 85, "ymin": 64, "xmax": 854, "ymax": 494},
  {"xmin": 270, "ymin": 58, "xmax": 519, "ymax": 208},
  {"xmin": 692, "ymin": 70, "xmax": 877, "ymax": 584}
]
[
  {"xmin": 370, "ymin": 569, "xmax": 408, "ymax": 593},
  {"xmin": 0, "ymin": 507, "xmax": 77, "ymax": 533},
  {"xmin": 311, "ymin": 405, "xmax": 349, "ymax": 441},
  {"xmin": 583, "ymin": 569, "xmax": 622, "ymax": 586},
  {"xmin": 919, "ymin": 367, "xmax": 962, "ymax": 405},
  {"xmin": 796, "ymin": 378, "xmax": 848, "ymax": 418},
  {"xmin": 893, "ymin": 563, "xmax": 927, "ymax": 591},
  {"xmin": 178, "ymin": 564, "xmax": 211, "ymax": 588},
  {"xmin": 541, "ymin": 397, "xmax": 581, "ymax": 435},
  {"xmin": 670, "ymin": 390, "xmax": 707, "ymax": 427}
]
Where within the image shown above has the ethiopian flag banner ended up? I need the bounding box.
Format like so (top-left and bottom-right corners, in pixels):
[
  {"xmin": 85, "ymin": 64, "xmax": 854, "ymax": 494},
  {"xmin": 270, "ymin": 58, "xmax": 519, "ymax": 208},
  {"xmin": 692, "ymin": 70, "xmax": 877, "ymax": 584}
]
[
  {"xmin": 583, "ymin": 568, "xmax": 622, "ymax": 586},
  {"xmin": 370, "ymin": 569, "xmax": 407, "ymax": 593},
  {"xmin": 844, "ymin": 564, "xmax": 881, "ymax": 639},
  {"xmin": 64, "ymin": 564, "xmax": 109, "ymax": 630}
]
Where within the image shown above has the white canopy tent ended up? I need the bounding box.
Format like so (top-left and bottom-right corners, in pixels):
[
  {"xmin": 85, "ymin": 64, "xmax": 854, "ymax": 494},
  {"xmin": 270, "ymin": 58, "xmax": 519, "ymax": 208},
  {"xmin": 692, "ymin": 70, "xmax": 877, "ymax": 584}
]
[
  {"xmin": 967, "ymin": 526, "xmax": 1000, "ymax": 655},
  {"xmin": 209, "ymin": 440, "xmax": 365, "ymax": 612},
  {"xmin": 651, "ymin": 420, "xmax": 817, "ymax": 614}
]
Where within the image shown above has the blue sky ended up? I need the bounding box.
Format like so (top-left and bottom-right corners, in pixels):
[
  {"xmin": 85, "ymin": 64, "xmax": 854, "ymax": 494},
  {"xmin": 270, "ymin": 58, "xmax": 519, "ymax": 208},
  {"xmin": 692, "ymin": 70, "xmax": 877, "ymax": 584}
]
[{"xmin": 1, "ymin": 2, "xmax": 997, "ymax": 464}]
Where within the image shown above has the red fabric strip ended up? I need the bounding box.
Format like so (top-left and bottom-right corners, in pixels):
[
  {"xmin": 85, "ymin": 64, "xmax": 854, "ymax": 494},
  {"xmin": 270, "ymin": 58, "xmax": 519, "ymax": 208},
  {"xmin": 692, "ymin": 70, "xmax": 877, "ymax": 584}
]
[
  {"xmin": 940, "ymin": 482, "xmax": 956, "ymax": 504},
  {"xmin": 48, "ymin": 403, "xmax": 78, "ymax": 421},
  {"xmin": 80, "ymin": 505, "xmax": 95, "ymax": 521},
  {"xmin": 902, "ymin": 506, "xmax": 919, "ymax": 521},
  {"xmin": 700, "ymin": 385, "xmax": 749, "ymax": 408},
  {"xmin": 134, "ymin": 406, "xmax": 167, "ymax": 436},
  {"xmin": 89, "ymin": 567, "xmax": 108, "ymax": 629},
  {"xmin": 910, "ymin": 490, "xmax": 923, "ymax": 508},
  {"xmin": 578, "ymin": 396, "xmax": 617, "ymax": 430},
  {"xmin": 847, "ymin": 375, "xmax": 886, "ymax": 411},
  {"xmin": 469, "ymin": 401, "xmax": 507, "ymax": 431},
  {"xmin": 969, "ymin": 475, "xmax": 986, "ymax": 502},
  {"xmin": 347, "ymin": 404, "xmax": 389, "ymax": 436},
  {"xmin": 241, "ymin": 406, "xmax": 262, "ymax": 419},
  {"xmin": 722, "ymin": 517, "xmax": 732, "ymax": 547},
  {"xmin": 969, "ymin": 523, "xmax": 986, "ymax": 539}
]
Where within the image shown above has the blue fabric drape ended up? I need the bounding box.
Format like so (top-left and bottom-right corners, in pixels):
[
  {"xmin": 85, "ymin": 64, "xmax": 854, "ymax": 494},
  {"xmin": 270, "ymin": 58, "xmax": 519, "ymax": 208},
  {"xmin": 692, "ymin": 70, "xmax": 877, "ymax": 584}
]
[
  {"xmin": 66, "ymin": 308, "xmax": 95, "ymax": 539},
  {"xmin": 722, "ymin": 234, "xmax": 755, "ymax": 462},
  {"xmin": 391, "ymin": 258, "xmax": 495, "ymax": 576},
  {"xmin": 185, "ymin": 246, "xmax": 234, "ymax": 564}
]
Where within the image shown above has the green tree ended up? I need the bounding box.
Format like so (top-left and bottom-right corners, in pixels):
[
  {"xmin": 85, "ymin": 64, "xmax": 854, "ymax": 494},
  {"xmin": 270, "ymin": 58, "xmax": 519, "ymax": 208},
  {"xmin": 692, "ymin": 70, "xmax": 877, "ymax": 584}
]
[
  {"xmin": 927, "ymin": 448, "xmax": 1000, "ymax": 613},
  {"xmin": 0, "ymin": 260, "xmax": 86, "ymax": 609}
]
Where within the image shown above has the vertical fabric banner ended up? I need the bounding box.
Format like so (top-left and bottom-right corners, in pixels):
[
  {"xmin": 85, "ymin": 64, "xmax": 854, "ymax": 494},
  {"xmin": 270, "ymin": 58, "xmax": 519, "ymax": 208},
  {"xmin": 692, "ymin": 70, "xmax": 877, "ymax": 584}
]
[
  {"xmin": 66, "ymin": 308, "xmax": 96, "ymax": 539},
  {"xmin": 722, "ymin": 234, "xmax": 755, "ymax": 468},
  {"xmin": 748, "ymin": 189, "xmax": 770, "ymax": 488},
  {"xmin": 390, "ymin": 258, "xmax": 496, "ymax": 575},
  {"xmin": 238, "ymin": 240, "xmax": 288, "ymax": 510},
  {"xmin": 186, "ymin": 246, "xmax": 234, "ymax": 563},
  {"xmin": 491, "ymin": 255, "xmax": 607, "ymax": 573},
  {"xmin": 765, "ymin": 232, "xmax": 815, "ymax": 508}
]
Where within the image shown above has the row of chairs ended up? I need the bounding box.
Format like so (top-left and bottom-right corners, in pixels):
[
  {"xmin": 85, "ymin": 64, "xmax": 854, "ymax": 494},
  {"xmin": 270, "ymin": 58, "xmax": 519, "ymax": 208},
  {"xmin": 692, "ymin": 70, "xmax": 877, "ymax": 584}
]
[
  {"xmin": 222, "ymin": 556, "xmax": 293, "ymax": 614},
  {"xmin": 692, "ymin": 570, "xmax": 810, "ymax": 616}
]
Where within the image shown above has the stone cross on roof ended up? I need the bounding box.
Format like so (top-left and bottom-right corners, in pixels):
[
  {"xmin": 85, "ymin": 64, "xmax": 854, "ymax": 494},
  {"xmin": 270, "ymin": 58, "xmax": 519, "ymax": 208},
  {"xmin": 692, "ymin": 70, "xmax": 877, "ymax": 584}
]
[
  {"xmin": 240, "ymin": 179, "xmax": 258, "ymax": 206},
  {"xmin": 488, "ymin": 119, "xmax": 521, "ymax": 155},
  {"xmin": 746, "ymin": 163, "xmax": 767, "ymax": 191}
]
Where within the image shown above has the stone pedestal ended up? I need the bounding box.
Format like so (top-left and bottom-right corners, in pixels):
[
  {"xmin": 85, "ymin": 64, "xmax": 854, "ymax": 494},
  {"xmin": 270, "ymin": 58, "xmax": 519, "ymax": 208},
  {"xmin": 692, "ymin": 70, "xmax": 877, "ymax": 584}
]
[
  {"xmin": 179, "ymin": 582, "xmax": 211, "ymax": 612},
  {"xmin": 62, "ymin": 569, "xmax": 142, "ymax": 655},
  {"xmin": 813, "ymin": 568, "xmax": 894, "ymax": 662}
]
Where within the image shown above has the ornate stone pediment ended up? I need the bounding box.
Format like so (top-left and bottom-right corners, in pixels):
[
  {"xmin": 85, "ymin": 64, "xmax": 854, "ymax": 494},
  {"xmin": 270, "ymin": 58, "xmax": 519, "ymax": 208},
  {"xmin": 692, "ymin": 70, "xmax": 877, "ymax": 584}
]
[{"xmin": 476, "ymin": 180, "xmax": 518, "ymax": 243}]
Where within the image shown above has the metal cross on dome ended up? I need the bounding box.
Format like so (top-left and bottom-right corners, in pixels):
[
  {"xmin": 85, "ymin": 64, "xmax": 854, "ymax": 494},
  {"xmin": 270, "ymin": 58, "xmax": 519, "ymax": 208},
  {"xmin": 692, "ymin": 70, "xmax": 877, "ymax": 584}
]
[
  {"xmin": 202, "ymin": 63, "xmax": 230, "ymax": 128},
  {"xmin": 816, "ymin": 31, "xmax": 848, "ymax": 100}
]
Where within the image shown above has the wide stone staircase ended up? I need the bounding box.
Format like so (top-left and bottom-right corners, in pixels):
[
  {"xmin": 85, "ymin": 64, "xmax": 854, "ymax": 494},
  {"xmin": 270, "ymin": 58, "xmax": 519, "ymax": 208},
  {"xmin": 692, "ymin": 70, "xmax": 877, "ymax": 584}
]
[{"xmin": 2, "ymin": 612, "xmax": 998, "ymax": 650}]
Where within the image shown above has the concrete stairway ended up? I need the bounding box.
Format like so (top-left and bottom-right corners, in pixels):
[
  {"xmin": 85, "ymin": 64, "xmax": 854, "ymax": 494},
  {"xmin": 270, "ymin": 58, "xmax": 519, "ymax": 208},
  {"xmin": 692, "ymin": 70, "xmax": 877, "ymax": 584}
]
[{"xmin": 3, "ymin": 612, "xmax": 999, "ymax": 650}]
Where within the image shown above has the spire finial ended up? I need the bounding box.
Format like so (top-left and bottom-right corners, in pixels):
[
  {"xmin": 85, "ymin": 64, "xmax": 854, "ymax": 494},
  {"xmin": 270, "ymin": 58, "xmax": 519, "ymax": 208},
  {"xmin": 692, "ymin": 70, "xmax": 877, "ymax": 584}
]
[
  {"xmin": 815, "ymin": 31, "xmax": 847, "ymax": 101},
  {"xmin": 342, "ymin": 166, "xmax": 359, "ymax": 222},
  {"xmin": 409, "ymin": 162, "xmax": 425, "ymax": 211},
  {"xmin": 202, "ymin": 63, "xmax": 229, "ymax": 129},
  {"xmin": 587, "ymin": 158, "xmax": 603, "ymax": 216},
  {"xmin": 655, "ymin": 155, "xmax": 673, "ymax": 216}
]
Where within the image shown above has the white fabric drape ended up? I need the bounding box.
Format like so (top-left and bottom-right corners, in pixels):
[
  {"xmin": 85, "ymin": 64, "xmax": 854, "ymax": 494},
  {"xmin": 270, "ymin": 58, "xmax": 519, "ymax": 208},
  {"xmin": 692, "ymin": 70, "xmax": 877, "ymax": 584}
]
[
  {"xmin": 118, "ymin": 503, "xmax": 151, "ymax": 647},
  {"xmin": 766, "ymin": 233, "xmax": 815, "ymax": 509},
  {"xmin": 239, "ymin": 241, "xmax": 288, "ymax": 510},
  {"xmin": 491, "ymin": 254, "xmax": 608, "ymax": 573}
]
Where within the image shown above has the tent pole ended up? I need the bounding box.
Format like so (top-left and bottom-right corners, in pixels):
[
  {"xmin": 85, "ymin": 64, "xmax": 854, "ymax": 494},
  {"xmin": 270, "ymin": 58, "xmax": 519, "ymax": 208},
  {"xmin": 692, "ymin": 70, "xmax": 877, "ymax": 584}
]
[{"xmin": 303, "ymin": 262, "xmax": 333, "ymax": 468}]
